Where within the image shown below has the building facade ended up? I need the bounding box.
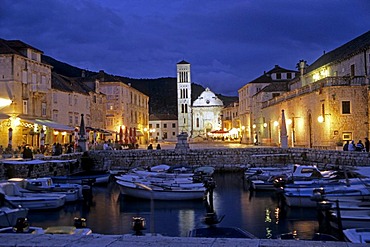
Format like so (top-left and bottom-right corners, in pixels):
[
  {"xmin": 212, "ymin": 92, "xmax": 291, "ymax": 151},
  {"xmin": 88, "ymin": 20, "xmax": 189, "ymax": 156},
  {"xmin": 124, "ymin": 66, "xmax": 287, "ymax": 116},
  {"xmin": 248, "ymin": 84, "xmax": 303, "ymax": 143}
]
[
  {"xmin": 177, "ymin": 60, "xmax": 192, "ymax": 135},
  {"xmin": 242, "ymin": 31, "xmax": 370, "ymax": 149},
  {"xmin": 148, "ymin": 114, "xmax": 178, "ymax": 143}
]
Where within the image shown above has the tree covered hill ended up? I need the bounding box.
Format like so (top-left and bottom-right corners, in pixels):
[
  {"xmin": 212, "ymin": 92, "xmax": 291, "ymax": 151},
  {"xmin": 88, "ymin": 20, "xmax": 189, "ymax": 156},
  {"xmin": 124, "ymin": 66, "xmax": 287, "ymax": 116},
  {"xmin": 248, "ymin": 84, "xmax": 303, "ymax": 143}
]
[{"xmin": 42, "ymin": 55, "xmax": 238, "ymax": 115}]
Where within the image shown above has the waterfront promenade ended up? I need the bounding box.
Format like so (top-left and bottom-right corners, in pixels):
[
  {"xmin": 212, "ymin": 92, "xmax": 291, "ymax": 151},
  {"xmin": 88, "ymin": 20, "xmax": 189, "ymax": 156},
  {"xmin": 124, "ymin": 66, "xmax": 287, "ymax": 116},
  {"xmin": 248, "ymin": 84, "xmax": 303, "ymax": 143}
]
[{"xmin": 1, "ymin": 234, "xmax": 367, "ymax": 247}]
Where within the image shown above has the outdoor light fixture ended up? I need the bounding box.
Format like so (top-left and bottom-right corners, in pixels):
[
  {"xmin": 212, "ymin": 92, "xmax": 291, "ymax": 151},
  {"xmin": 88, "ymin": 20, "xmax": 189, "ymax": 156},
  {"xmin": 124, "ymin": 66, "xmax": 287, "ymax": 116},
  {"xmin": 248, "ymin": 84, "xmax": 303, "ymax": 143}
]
[
  {"xmin": 273, "ymin": 121, "xmax": 279, "ymax": 127},
  {"xmin": 317, "ymin": 115, "xmax": 324, "ymax": 123},
  {"xmin": 287, "ymin": 119, "xmax": 292, "ymax": 125},
  {"xmin": 263, "ymin": 123, "xmax": 267, "ymax": 128},
  {"xmin": 252, "ymin": 124, "xmax": 256, "ymax": 129},
  {"xmin": 0, "ymin": 98, "xmax": 12, "ymax": 108},
  {"xmin": 53, "ymin": 130, "xmax": 59, "ymax": 135}
]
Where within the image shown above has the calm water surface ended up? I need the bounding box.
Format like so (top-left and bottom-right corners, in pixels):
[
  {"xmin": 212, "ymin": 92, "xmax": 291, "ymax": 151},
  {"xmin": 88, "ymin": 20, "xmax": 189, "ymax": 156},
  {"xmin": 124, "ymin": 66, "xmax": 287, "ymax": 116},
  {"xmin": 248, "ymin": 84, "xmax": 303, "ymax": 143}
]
[{"xmin": 26, "ymin": 172, "xmax": 320, "ymax": 239}]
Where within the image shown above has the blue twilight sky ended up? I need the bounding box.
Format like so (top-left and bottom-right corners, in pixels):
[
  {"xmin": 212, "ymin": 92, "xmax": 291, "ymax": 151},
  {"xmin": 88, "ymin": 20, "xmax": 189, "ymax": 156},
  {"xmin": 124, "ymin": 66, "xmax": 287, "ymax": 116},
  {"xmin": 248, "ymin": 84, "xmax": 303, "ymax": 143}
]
[{"xmin": 1, "ymin": 0, "xmax": 369, "ymax": 96}]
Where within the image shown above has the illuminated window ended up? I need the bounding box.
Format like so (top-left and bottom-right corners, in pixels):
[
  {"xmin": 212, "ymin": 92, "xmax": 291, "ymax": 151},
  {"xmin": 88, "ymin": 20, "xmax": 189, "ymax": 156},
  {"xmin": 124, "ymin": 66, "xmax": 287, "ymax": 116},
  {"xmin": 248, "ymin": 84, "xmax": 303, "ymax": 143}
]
[{"xmin": 22, "ymin": 100, "xmax": 28, "ymax": 114}]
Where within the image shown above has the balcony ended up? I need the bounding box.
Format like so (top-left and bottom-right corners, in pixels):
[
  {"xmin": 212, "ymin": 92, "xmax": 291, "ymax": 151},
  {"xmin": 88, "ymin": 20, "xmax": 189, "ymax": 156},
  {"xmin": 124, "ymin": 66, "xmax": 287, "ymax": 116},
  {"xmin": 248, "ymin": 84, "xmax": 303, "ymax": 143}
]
[
  {"xmin": 29, "ymin": 83, "xmax": 49, "ymax": 93},
  {"xmin": 262, "ymin": 76, "xmax": 368, "ymax": 108}
]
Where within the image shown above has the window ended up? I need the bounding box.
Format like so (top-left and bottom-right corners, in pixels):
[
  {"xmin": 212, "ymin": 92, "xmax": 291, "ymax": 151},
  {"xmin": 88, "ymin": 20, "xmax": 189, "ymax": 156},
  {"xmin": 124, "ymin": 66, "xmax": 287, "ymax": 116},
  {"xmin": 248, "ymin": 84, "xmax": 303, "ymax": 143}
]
[
  {"xmin": 196, "ymin": 118, "xmax": 199, "ymax": 128},
  {"xmin": 41, "ymin": 103, "xmax": 46, "ymax": 117},
  {"xmin": 69, "ymin": 114, "xmax": 73, "ymax": 125},
  {"xmin": 53, "ymin": 110, "xmax": 58, "ymax": 121},
  {"xmin": 164, "ymin": 124, "xmax": 167, "ymax": 128},
  {"xmin": 149, "ymin": 124, "xmax": 152, "ymax": 128},
  {"xmin": 53, "ymin": 93, "xmax": 57, "ymax": 103},
  {"xmin": 172, "ymin": 132, "xmax": 176, "ymax": 136},
  {"xmin": 22, "ymin": 71, "xmax": 27, "ymax": 84},
  {"xmin": 172, "ymin": 123, "xmax": 176, "ymax": 128},
  {"xmin": 350, "ymin": 64, "xmax": 355, "ymax": 77},
  {"xmin": 276, "ymin": 73, "xmax": 281, "ymax": 79},
  {"xmin": 75, "ymin": 115, "xmax": 79, "ymax": 125},
  {"xmin": 68, "ymin": 94, "xmax": 72, "ymax": 106},
  {"xmin": 32, "ymin": 73, "xmax": 36, "ymax": 84},
  {"xmin": 22, "ymin": 100, "xmax": 28, "ymax": 114},
  {"xmin": 156, "ymin": 124, "xmax": 159, "ymax": 128},
  {"xmin": 272, "ymin": 93, "xmax": 280, "ymax": 98},
  {"xmin": 287, "ymin": 73, "xmax": 292, "ymax": 79},
  {"xmin": 342, "ymin": 101, "xmax": 351, "ymax": 114}
]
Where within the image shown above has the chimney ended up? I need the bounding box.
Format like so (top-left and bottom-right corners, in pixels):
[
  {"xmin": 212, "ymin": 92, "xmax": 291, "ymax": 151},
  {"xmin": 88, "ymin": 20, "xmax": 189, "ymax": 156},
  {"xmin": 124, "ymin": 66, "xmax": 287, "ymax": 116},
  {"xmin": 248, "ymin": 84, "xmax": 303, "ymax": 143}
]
[{"xmin": 99, "ymin": 70, "xmax": 105, "ymax": 81}]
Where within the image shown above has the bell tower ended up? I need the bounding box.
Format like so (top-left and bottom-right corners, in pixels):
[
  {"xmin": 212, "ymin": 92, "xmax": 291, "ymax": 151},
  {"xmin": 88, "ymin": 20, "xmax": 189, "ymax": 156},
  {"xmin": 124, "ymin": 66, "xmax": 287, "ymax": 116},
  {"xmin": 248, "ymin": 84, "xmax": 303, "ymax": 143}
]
[{"xmin": 177, "ymin": 60, "xmax": 192, "ymax": 136}]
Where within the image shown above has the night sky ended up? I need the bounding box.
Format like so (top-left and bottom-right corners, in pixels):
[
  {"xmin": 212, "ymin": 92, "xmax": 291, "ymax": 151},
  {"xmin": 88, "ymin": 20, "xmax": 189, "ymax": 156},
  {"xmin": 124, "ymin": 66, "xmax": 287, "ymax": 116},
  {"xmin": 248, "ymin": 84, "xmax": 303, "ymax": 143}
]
[{"xmin": 1, "ymin": 0, "xmax": 369, "ymax": 96}]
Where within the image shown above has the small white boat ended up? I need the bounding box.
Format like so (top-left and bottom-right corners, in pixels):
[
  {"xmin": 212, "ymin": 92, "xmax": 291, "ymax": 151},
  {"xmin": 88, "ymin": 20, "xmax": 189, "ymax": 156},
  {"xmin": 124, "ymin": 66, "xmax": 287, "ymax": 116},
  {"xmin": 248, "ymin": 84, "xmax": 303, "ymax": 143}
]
[
  {"xmin": 0, "ymin": 182, "xmax": 66, "ymax": 210},
  {"xmin": 283, "ymin": 184, "xmax": 370, "ymax": 207},
  {"xmin": 9, "ymin": 177, "xmax": 84, "ymax": 202},
  {"xmin": 116, "ymin": 180, "xmax": 206, "ymax": 200},
  {"xmin": 0, "ymin": 206, "xmax": 28, "ymax": 227},
  {"xmin": 343, "ymin": 228, "xmax": 370, "ymax": 243},
  {"xmin": 247, "ymin": 164, "xmax": 327, "ymax": 191},
  {"xmin": 330, "ymin": 209, "xmax": 370, "ymax": 229},
  {"xmin": 0, "ymin": 217, "xmax": 92, "ymax": 235}
]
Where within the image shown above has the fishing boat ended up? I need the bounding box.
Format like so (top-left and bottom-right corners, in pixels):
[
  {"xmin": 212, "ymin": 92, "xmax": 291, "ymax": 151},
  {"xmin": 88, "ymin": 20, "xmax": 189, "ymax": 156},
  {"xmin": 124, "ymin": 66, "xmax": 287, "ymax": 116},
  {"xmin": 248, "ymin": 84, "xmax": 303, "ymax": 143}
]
[
  {"xmin": 283, "ymin": 183, "xmax": 370, "ymax": 207},
  {"xmin": 0, "ymin": 182, "xmax": 66, "ymax": 210},
  {"xmin": 0, "ymin": 201, "xmax": 28, "ymax": 227},
  {"xmin": 8, "ymin": 177, "xmax": 85, "ymax": 202},
  {"xmin": 343, "ymin": 228, "xmax": 370, "ymax": 243},
  {"xmin": 51, "ymin": 171, "xmax": 110, "ymax": 185},
  {"xmin": 0, "ymin": 217, "xmax": 92, "ymax": 235},
  {"xmin": 329, "ymin": 209, "xmax": 370, "ymax": 230},
  {"xmin": 116, "ymin": 180, "xmax": 206, "ymax": 200},
  {"xmin": 246, "ymin": 164, "xmax": 328, "ymax": 191}
]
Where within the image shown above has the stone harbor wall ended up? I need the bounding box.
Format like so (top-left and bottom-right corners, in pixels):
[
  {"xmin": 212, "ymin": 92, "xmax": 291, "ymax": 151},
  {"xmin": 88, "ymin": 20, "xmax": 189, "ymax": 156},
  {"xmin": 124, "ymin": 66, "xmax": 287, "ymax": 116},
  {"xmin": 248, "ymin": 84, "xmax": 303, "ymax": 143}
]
[{"xmin": 1, "ymin": 148, "xmax": 370, "ymax": 179}]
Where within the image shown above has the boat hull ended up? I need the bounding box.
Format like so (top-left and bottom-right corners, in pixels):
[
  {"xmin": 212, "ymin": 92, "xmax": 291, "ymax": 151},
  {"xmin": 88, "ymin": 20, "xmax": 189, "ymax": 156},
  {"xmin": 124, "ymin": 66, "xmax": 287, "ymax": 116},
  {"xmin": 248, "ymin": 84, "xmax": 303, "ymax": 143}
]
[
  {"xmin": 0, "ymin": 207, "xmax": 28, "ymax": 227},
  {"xmin": 117, "ymin": 180, "xmax": 206, "ymax": 200}
]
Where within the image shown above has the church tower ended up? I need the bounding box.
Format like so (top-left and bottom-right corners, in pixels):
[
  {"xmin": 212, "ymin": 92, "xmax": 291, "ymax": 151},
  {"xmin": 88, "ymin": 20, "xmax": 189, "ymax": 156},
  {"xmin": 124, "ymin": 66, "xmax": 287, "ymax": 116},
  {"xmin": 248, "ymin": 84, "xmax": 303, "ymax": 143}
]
[{"xmin": 177, "ymin": 60, "xmax": 192, "ymax": 136}]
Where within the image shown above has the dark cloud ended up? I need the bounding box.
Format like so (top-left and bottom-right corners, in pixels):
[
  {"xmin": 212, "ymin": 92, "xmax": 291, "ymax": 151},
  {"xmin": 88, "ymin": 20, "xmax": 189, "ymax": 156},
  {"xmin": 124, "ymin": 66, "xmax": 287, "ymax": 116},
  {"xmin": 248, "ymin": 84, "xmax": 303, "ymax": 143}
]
[{"xmin": 1, "ymin": 0, "xmax": 369, "ymax": 96}]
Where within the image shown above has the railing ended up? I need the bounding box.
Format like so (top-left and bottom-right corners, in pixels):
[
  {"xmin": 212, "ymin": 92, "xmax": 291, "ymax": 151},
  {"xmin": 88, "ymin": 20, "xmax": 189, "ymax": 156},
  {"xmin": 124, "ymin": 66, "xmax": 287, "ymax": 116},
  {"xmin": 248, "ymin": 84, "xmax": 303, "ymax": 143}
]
[
  {"xmin": 29, "ymin": 84, "xmax": 49, "ymax": 93},
  {"xmin": 262, "ymin": 76, "xmax": 367, "ymax": 108}
]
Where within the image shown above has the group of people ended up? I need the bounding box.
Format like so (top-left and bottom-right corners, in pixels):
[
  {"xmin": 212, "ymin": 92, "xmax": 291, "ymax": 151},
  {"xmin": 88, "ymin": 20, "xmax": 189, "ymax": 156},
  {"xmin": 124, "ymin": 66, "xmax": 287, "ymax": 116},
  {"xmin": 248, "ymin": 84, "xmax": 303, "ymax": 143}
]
[
  {"xmin": 343, "ymin": 137, "xmax": 370, "ymax": 152},
  {"xmin": 147, "ymin": 143, "xmax": 161, "ymax": 150}
]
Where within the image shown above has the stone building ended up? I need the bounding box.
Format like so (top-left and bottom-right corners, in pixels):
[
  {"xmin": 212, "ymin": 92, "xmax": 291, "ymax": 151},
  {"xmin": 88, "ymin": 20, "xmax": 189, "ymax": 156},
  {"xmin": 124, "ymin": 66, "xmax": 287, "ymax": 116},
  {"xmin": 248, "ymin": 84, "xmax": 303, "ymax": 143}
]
[
  {"xmin": 92, "ymin": 71, "xmax": 149, "ymax": 145},
  {"xmin": 0, "ymin": 39, "xmax": 62, "ymax": 150},
  {"xmin": 192, "ymin": 88, "xmax": 224, "ymax": 137},
  {"xmin": 244, "ymin": 30, "xmax": 370, "ymax": 148},
  {"xmin": 149, "ymin": 113, "xmax": 178, "ymax": 142},
  {"xmin": 176, "ymin": 60, "xmax": 192, "ymax": 135},
  {"xmin": 221, "ymin": 101, "xmax": 240, "ymax": 140},
  {"xmin": 238, "ymin": 65, "xmax": 298, "ymax": 144}
]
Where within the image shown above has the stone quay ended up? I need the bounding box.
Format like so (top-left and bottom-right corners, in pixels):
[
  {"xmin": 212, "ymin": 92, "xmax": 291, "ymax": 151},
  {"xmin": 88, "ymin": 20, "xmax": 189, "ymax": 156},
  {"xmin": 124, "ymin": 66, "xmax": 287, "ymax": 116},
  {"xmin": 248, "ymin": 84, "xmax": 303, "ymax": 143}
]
[{"xmin": 1, "ymin": 146, "xmax": 369, "ymax": 179}]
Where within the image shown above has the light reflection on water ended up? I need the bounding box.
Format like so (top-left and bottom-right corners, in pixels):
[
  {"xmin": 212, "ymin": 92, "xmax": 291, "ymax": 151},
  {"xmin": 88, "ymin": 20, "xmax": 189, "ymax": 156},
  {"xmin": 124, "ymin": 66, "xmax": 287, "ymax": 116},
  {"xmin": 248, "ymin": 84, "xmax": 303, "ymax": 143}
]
[{"xmin": 26, "ymin": 172, "xmax": 319, "ymax": 239}]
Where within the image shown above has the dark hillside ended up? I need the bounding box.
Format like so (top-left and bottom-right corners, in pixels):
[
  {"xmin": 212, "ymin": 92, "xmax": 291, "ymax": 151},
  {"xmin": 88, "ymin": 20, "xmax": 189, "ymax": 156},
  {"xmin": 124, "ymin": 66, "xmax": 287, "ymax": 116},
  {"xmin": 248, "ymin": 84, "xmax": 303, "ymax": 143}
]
[{"xmin": 43, "ymin": 55, "xmax": 238, "ymax": 115}]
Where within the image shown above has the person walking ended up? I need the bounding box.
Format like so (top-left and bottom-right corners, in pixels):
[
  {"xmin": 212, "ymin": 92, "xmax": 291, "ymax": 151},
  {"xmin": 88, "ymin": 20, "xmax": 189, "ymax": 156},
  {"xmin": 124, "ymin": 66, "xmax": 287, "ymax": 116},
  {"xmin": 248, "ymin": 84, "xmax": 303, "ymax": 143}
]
[
  {"xmin": 156, "ymin": 144, "xmax": 161, "ymax": 150},
  {"xmin": 365, "ymin": 137, "xmax": 370, "ymax": 152}
]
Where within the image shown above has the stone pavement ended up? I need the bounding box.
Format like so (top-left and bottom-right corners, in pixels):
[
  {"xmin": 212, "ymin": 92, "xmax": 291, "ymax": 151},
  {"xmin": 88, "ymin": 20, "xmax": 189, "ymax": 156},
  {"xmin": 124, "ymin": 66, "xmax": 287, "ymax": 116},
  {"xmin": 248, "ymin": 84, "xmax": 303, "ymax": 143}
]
[{"xmin": 0, "ymin": 234, "xmax": 367, "ymax": 247}]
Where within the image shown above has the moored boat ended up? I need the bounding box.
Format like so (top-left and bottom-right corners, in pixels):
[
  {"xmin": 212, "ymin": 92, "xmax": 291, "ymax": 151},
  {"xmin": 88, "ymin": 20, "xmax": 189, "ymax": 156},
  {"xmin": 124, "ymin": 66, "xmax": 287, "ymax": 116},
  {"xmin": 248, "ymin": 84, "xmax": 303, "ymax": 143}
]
[
  {"xmin": 0, "ymin": 217, "xmax": 92, "ymax": 235},
  {"xmin": 0, "ymin": 182, "xmax": 66, "ymax": 210},
  {"xmin": 0, "ymin": 202, "xmax": 28, "ymax": 227},
  {"xmin": 116, "ymin": 180, "xmax": 206, "ymax": 200},
  {"xmin": 343, "ymin": 228, "xmax": 370, "ymax": 243},
  {"xmin": 8, "ymin": 177, "xmax": 85, "ymax": 202},
  {"xmin": 51, "ymin": 171, "xmax": 110, "ymax": 185}
]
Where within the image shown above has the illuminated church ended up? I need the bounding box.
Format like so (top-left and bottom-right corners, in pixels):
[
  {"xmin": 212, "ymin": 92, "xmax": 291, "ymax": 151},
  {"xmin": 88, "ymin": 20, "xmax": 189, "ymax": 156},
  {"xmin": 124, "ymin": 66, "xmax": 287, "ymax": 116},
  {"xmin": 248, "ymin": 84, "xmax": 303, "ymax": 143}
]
[{"xmin": 176, "ymin": 60, "xmax": 224, "ymax": 139}]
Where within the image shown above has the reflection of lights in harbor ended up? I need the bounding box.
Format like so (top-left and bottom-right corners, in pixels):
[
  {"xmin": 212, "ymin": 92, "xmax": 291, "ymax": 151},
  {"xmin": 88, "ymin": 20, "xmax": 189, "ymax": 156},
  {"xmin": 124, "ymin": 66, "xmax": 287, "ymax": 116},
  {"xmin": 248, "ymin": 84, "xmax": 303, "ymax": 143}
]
[
  {"xmin": 274, "ymin": 207, "xmax": 280, "ymax": 224},
  {"xmin": 265, "ymin": 208, "xmax": 271, "ymax": 222},
  {"xmin": 265, "ymin": 227, "xmax": 272, "ymax": 239},
  {"xmin": 178, "ymin": 210, "xmax": 195, "ymax": 237}
]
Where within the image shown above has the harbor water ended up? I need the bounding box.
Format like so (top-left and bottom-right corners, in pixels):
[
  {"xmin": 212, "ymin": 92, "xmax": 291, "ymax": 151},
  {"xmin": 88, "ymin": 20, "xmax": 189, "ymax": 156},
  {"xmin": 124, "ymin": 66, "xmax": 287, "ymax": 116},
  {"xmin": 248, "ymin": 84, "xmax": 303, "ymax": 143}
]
[{"xmin": 26, "ymin": 172, "xmax": 322, "ymax": 239}]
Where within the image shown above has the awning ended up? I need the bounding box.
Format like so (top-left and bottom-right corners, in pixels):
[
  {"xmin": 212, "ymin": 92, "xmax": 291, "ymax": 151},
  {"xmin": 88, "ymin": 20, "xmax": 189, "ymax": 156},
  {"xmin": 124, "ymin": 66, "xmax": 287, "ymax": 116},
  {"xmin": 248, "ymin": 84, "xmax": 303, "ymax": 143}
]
[
  {"xmin": 35, "ymin": 119, "xmax": 75, "ymax": 132},
  {"xmin": 136, "ymin": 130, "xmax": 144, "ymax": 136},
  {"xmin": 23, "ymin": 118, "xmax": 75, "ymax": 132}
]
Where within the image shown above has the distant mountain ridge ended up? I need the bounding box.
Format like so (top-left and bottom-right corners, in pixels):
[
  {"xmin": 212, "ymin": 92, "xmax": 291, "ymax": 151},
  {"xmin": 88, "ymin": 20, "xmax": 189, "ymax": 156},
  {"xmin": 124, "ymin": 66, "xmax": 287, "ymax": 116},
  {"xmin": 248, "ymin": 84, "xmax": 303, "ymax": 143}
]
[{"xmin": 42, "ymin": 55, "xmax": 238, "ymax": 115}]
